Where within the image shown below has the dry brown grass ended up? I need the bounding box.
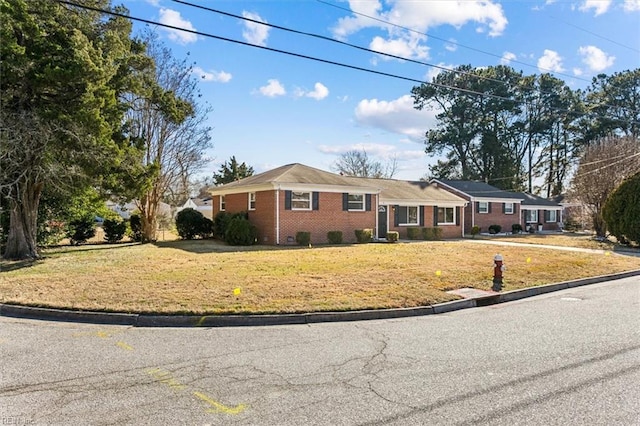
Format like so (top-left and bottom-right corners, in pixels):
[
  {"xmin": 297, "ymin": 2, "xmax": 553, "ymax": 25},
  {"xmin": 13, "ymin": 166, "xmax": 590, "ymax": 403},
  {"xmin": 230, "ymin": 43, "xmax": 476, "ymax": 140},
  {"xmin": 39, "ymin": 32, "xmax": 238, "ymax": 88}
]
[{"xmin": 1, "ymin": 236, "xmax": 638, "ymax": 315}]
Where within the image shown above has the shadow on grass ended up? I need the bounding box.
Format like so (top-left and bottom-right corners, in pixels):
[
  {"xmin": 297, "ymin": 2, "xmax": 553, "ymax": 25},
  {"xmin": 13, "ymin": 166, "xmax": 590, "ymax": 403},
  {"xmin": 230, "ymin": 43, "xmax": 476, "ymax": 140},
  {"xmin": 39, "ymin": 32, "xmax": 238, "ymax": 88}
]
[
  {"xmin": 42, "ymin": 241, "xmax": 141, "ymax": 255},
  {"xmin": 152, "ymin": 238, "xmax": 363, "ymax": 254},
  {"xmin": 0, "ymin": 258, "xmax": 41, "ymax": 273}
]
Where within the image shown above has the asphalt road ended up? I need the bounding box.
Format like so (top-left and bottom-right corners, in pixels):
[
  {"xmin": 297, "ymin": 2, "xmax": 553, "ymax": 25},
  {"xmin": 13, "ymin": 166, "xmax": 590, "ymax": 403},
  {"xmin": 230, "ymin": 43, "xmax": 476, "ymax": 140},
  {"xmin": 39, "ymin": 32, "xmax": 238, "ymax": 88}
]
[{"xmin": 1, "ymin": 277, "xmax": 639, "ymax": 425}]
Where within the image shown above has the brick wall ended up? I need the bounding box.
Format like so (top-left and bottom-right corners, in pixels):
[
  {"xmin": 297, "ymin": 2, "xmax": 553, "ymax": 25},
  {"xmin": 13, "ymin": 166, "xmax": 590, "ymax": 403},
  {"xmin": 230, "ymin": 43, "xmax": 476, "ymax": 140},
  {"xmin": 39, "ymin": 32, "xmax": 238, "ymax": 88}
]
[
  {"xmin": 471, "ymin": 202, "xmax": 521, "ymax": 234},
  {"xmin": 279, "ymin": 191, "xmax": 376, "ymax": 245},
  {"xmin": 386, "ymin": 205, "xmax": 462, "ymax": 239}
]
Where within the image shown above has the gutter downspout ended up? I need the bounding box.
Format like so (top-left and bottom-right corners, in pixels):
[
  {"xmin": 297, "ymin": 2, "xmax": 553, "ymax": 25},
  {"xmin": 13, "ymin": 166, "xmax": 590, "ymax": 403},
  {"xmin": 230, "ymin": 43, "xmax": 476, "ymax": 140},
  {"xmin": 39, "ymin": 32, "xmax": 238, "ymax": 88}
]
[
  {"xmin": 276, "ymin": 187, "xmax": 280, "ymax": 245},
  {"xmin": 470, "ymin": 196, "xmax": 475, "ymax": 229},
  {"xmin": 375, "ymin": 193, "xmax": 379, "ymax": 240}
]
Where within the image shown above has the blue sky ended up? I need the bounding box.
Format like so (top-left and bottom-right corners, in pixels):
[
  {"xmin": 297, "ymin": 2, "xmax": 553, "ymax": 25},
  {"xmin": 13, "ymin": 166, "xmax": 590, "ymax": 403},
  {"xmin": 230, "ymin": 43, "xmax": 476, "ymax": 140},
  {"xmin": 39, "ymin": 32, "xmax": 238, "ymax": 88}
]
[{"xmin": 123, "ymin": 0, "xmax": 640, "ymax": 180}]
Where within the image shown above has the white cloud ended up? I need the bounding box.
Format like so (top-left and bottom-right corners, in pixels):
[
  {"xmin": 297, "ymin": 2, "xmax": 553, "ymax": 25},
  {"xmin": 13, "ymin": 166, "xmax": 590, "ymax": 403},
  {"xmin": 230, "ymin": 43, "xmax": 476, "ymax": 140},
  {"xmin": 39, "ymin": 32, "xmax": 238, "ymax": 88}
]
[
  {"xmin": 306, "ymin": 82, "xmax": 329, "ymax": 100},
  {"xmin": 242, "ymin": 11, "xmax": 270, "ymax": 46},
  {"xmin": 258, "ymin": 79, "xmax": 285, "ymax": 97},
  {"xmin": 537, "ymin": 49, "xmax": 565, "ymax": 73},
  {"xmin": 145, "ymin": 0, "xmax": 160, "ymax": 5},
  {"xmin": 354, "ymin": 95, "xmax": 438, "ymax": 142},
  {"xmin": 330, "ymin": 1, "xmax": 506, "ymax": 63},
  {"xmin": 624, "ymin": 0, "xmax": 640, "ymax": 11},
  {"xmin": 332, "ymin": 0, "xmax": 508, "ymax": 39},
  {"xmin": 500, "ymin": 51, "xmax": 517, "ymax": 65},
  {"xmin": 579, "ymin": 0, "xmax": 612, "ymax": 15},
  {"xmin": 158, "ymin": 9, "xmax": 198, "ymax": 44},
  {"xmin": 370, "ymin": 35, "xmax": 429, "ymax": 60},
  {"xmin": 573, "ymin": 68, "xmax": 584, "ymax": 76},
  {"xmin": 445, "ymin": 39, "xmax": 458, "ymax": 52},
  {"xmin": 192, "ymin": 66, "xmax": 232, "ymax": 83},
  {"xmin": 578, "ymin": 45, "xmax": 615, "ymax": 72}
]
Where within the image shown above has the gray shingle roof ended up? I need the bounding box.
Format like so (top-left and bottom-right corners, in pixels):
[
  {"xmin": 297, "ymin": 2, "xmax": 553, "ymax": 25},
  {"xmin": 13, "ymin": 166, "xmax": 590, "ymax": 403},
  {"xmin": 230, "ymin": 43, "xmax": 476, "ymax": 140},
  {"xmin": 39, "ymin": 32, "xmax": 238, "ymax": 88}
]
[
  {"xmin": 437, "ymin": 180, "xmax": 524, "ymax": 200},
  {"xmin": 517, "ymin": 192, "xmax": 562, "ymax": 208},
  {"xmin": 210, "ymin": 163, "xmax": 465, "ymax": 205}
]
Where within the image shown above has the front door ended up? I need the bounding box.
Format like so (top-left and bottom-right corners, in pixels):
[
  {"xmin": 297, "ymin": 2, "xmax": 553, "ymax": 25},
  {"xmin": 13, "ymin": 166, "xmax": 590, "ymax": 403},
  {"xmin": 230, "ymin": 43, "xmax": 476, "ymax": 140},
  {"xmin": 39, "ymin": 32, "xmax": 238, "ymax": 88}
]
[{"xmin": 378, "ymin": 205, "xmax": 388, "ymax": 238}]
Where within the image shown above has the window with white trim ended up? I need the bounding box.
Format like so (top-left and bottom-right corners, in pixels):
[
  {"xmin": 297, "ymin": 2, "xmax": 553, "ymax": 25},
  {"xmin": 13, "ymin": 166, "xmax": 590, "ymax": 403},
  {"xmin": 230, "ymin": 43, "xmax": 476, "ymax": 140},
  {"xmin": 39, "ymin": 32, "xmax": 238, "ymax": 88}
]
[
  {"xmin": 478, "ymin": 201, "xmax": 489, "ymax": 214},
  {"xmin": 348, "ymin": 194, "xmax": 364, "ymax": 211},
  {"xmin": 504, "ymin": 202, "xmax": 514, "ymax": 214},
  {"xmin": 546, "ymin": 210, "xmax": 557, "ymax": 222},
  {"xmin": 437, "ymin": 207, "xmax": 455, "ymax": 225},
  {"xmin": 248, "ymin": 192, "xmax": 256, "ymax": 210},
  {"xmin": 220, "ymin": 195, "xmax": 226, "ymax": 211},
  {"xmin": 398, "ymin": 206, "xmax": 419, "ymax": 225},
  {"xmin": 525, "ymin": 210, "xmax": 538, "ymax": 223},
  {"xmin": 291, "ymin": 191, "xmax": 311, "ymax": 210}
]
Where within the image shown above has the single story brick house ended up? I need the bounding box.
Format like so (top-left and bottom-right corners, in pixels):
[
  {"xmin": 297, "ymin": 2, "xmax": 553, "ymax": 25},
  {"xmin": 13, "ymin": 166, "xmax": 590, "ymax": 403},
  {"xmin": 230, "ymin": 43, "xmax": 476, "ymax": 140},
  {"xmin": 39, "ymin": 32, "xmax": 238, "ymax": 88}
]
[
  {"xmin": 519, "ymin": 192, "xmax": 564, "ymax": 232},
  {"xmin": 431, "ymin": 179, "xmax": 562, "ymax": 234},
  {"xmin": 209, "ymin": 163, "xmax": 466, "ymax": 245}
]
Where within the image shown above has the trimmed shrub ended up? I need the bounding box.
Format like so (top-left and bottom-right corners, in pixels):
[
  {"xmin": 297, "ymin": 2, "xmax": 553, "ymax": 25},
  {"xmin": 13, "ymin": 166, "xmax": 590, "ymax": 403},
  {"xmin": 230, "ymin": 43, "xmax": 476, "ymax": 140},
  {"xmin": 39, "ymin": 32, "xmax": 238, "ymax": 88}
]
[
  {"xmin": 386, "ymin": 231, "xmax": 399, "ymax": 242},
  {"xmin": 327, "ymin": 231, "xmax": 343, "ymax": 244},
  {"xmin": 354, "ymin": 229, "xmax": 372, "ymax": 243},
  {"xmin": 225, "ymin": 217, "xmax": 258, "ymax": 246},
  {"xmin": 432, "ymin": 227, "xmax": 443, "ymax": 240},
  {"xmin": 214, "ymin": 211, "xmax": 247, "ymax": 240},
  {"xmin": 603, "ymin": 172, "xmax": 640, "ymax": 245},
  {"xmin": 296, "ymin": 231, "xmax": 311, "ymax": 246},
  {"xmin": 470, "ymin": 225, "xmax": 481, "ymax": 238},
  {"xmin": 67, "ymin": 216, "xmax": 96, "ymax": 245},
  {"xmin": 176, "ymin": 208, "xmax": 205, "ymax": 240},
  {"xmin": 511, "ymin": 223, "xmax": 523, "ymax": 234},
  {"xmin": 129, "ymin": 214, "xmax": 143, "ymax": 242},
  {"xmin": 103, "ymin": 218, "xmax": 127, "ymax": 243},
  {"xmin": 422, "ymin": 227, "xmax": 434, "ymax": 240},
  {"xmin": 488, "ymin": 224, "xmax": 502, "ymax": 234},
  {"xmin": 406, "ymin": 227, "xmax": 422, "ymax": 240}
]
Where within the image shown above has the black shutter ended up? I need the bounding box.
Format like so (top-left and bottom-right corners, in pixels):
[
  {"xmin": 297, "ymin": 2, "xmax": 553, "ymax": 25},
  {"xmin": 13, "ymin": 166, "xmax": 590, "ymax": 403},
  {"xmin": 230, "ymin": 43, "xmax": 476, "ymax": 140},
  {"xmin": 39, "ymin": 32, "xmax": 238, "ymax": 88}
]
[
  {"xmin": 476, "ymin": 202, "xmax": 480, "ymax": 213},
  {"xmin": 502, "ymin": 203, "xmax": 506, "ymax": 214},
  {"xmin": 312, "ymin": 192, "xmax": 319, "ymax": 210},
  {"xmin": 285, "ymin": 190, "xmax": 292, "ymax": 210},
  {"xmin": 394, "ymin": 205, "xmax": 400, "ymax": 226},
  {"xmin": 433, "ymin": 206, "xmax": 439, "ymax": 226},
  {"xmin": 456, "ymin": 207, "xmax": 460, "ymax": 225},
  {"xmin": 419, "ymin": 206, "xmax": 425, "ymax": 226},
  {"xmin": 342, "ymin": 193, "xmax": 348, "ymax": 211},
  {"xmin": 488, "ymin": 202, "xmax": 492, "ymax": 213},
  {"xmin": 365, "ymin": 194, "xmax": 372, "ymax": 211}
]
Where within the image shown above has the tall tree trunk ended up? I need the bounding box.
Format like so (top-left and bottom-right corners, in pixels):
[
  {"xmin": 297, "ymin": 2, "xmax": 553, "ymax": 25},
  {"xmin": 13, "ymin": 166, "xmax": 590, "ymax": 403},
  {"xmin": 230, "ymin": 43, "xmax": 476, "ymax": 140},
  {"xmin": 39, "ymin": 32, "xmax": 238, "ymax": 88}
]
[{"xmin": 4, "ymin": 179, "xmax": 43, "ymax": 260}]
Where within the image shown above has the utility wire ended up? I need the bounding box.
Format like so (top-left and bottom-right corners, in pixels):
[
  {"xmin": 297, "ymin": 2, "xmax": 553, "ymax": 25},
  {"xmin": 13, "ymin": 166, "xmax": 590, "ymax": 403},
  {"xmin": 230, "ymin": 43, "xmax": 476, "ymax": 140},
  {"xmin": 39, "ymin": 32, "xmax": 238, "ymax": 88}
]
[
  {"xmin": 174, "ymin": 0, "xmax": 639, "ymax": 120},
  {"xmin": 57, "ymin": 0, "xmax": 639, "ymax": 128},
  {"xmin": 547, "ymin": 14, "xmax": 640, "ymax": 53},
  {"xmin": 316, "ymin": 0, "xmax": 594, "ymax": 84}
]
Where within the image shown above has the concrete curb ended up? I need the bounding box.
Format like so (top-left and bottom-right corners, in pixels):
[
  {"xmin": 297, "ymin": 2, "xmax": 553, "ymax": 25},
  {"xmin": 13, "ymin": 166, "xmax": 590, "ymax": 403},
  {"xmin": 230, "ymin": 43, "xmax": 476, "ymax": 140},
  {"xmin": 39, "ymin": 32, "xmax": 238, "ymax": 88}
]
[{"xmin": 1, "ymin": 270, "xmax": 638, "ymax": 327}]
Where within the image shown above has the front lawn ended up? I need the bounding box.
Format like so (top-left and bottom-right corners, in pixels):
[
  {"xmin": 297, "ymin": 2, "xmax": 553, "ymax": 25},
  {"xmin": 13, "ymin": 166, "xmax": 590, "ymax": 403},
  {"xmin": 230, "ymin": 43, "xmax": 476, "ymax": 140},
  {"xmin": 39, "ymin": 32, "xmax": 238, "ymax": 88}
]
[{"xmin": 1, "ymin": 239, "xmax": 638, "ymax": 315}]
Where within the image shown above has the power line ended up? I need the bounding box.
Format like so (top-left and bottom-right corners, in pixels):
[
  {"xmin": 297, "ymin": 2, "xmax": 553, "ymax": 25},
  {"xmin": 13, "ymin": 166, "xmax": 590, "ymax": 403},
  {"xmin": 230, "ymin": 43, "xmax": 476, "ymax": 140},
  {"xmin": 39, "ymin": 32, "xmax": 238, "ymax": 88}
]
[
  {"xmin": 546, "ymin": 14, "xmax": 640, "ymax": 54},
  {"xmin": 173, "ymin": 0, "xmax": 638, "ymax": 121},
  {"xmin": 57, "ymin": 0, "xmax": 639, "ymax": 128},
  {"xmin": 315, "ymin": 0, "xmax": 594, "ymax": 84}
]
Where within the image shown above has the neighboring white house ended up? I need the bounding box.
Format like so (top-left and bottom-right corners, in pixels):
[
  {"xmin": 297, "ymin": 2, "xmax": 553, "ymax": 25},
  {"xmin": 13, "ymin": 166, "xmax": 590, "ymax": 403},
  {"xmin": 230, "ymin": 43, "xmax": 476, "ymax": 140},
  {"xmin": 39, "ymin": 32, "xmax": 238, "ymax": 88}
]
[
  {"xmin": 176, "ymin": 197, "xmax": 213, "ymax": 219},
  {"xmin": 106, "ymin": 200, "xmax": 172, "ymax": 220}
]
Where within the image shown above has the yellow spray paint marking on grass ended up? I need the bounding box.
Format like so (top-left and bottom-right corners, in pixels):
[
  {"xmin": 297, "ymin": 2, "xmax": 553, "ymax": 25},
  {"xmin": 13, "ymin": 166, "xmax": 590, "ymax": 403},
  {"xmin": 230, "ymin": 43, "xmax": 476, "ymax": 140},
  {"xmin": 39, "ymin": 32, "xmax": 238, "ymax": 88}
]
[
  {"xmin": 116, "ymin": 341, "xmax": 134, "ymax": 351},
  {"xmin": 435, "ymin": 270, "xmax": 442, "ymax": 277},
  {"xmin": 233, "ymin": 287, "xmax": 241, "ymax": 296},
  {"xmin": 193, "ymin": 391, "xmax": 246, "ymax": 415},
  {"xmin": 526, "ymin": 257, "xmax": 532, "ymax": 263}
]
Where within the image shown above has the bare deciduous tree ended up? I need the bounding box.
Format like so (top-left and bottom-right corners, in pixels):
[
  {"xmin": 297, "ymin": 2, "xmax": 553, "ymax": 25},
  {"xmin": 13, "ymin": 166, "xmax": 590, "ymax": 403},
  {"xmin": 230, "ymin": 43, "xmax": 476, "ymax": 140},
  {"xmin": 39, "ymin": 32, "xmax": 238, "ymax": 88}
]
[
  {"xmin": 332, "ymin": 150, "xmax": 397, "ymax": 178},
  {"xmin": 569, "ymin": 136, "xmax": 640, "ymax": 237},
  {"xmin": 125, "ymin": 32, "xmax": 212, "ymax": 242}
]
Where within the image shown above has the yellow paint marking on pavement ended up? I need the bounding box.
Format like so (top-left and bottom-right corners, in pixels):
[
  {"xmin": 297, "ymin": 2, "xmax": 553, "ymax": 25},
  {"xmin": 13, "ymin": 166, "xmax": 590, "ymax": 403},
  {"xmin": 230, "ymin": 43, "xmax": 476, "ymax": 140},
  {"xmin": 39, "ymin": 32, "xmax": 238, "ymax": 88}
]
[
  {"xmin": 72, "ymin": 330, "xmax": 121, "ymax": 338},
  {"xmin": 195, "ymin": 316, "xmax": 207, "ymax": 327},
  {"xmin": 116, "ymin": 341, "xmax": 134, "ymax": 351},
  {"xmin": 145, "ymin": 368, "xmax": 187, "ymax": 391},
  {"xmin": 193, "ymin": 391, "xmax": 246, "ymax": 415}
]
